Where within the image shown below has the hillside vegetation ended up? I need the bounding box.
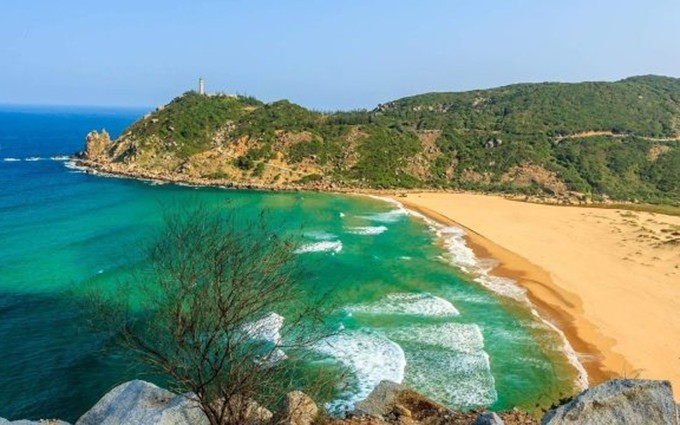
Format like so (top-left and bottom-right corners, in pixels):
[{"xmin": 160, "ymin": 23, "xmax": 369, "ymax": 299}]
[{"xmin": 81, "ymin": 75, "xmax": 680, "ymax": 205}]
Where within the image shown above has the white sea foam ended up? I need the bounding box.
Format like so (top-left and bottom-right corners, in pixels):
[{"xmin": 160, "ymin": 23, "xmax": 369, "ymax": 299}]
[
  {"xmin": 345, "ymin": 293, "xmax": 459, "ymax": 317},
  {"xmin": 50, "ymin": 155, "xmax": 70, "ymax": 161},
  {"xmin": 370, "ymin": 195, "xmax": 589, "ymax": 390},
  {"xmin": 386, "ymin": 323, "xmax": 484, "ymax": 354},
  {"xmin": 294, "ymin": 240, "xmax": 342, "ymax": 254},
  {"xmin": 64, "ymin": 160, "xmax": 89, "ymax": 172},
  {"xmin": 25, "ymin": 157, "xmax": 43, "ymax": 161},
  {"xmin": 314, "ymin": 332, "xmax": 406, "ymax": 412},
  {"xmin": 303, "ymin": 230, "xmax": 338, "ymax": 241},
  {"xmin": 2, "ymin": 157, "xmax": 21, "ymax": 162},
  {"xmin": 339, "ymin": 212, "xmax": 346, "ymax": 218},
  {"xmin": 383, "ymin": 323, "xmax": 497, "ymax": 407},
  {"xmin": 242, "ymin": 312, "xmax": 287, "ymax": 365},
  {"xmin": 243, "ymin": 312, "xmax": 284, "ymax": 344},
  {"xmin": 406, "ymin": 349, "xmax": 497, "ymax": 407},
  {"xmin": 346, "ymin": 225, "xmax": 388, "ymax": 235},
  {"xmin": 359, "ymin": 203, "xmax": 409, "ymax": 223}
]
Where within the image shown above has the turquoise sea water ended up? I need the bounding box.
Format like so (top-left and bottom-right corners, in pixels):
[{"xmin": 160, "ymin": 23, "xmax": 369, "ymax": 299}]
[{"xmin": 0, "ymin": 106, "xmax": 578, "ymax": 421}]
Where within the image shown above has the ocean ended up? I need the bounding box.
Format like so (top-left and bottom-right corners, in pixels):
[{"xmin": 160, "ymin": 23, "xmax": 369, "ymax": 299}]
[{"xmin": 0, "ymin": 105, "xmax": 578, "ymax": 421}]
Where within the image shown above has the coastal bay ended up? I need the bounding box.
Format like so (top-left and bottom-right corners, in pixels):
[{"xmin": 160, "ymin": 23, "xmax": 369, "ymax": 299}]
[{"xmin": 394, "ymin": 192, "xmax": 680, "ymax": 396}]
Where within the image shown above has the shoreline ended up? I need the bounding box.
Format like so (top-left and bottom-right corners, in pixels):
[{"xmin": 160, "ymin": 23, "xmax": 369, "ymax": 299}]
[
  {"xmin": 390, "ymin": 193, "xmax": 680, "ymax": 399},
  {"xmin": 68, "ymin": 159, "xmax": 680, "ymax": 217},
  {"xmin": 393, "ymin": 199, "xmax": 622, "ymax": 387}
]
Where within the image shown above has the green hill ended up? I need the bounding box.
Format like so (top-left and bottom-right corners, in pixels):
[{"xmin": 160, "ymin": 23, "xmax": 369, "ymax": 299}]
[{"xmin": 79, "ymin": 75, "xmax": 680, "ymax": 205}]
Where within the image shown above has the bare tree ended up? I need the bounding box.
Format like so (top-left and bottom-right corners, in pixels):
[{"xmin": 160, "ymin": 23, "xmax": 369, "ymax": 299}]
[{"xmin": 89, "ymin": 205, "xmax": 334, "ymax": 425}]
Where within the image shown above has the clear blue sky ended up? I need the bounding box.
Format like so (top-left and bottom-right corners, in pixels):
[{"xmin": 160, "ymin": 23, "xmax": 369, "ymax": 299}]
[{"xmin": 2, "ymin": 0, "xmax": 679, "ymax": 110}]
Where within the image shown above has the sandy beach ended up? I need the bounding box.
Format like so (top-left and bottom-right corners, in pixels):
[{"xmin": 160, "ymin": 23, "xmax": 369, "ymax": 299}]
[{"xmin": 394, "ymin": 193, "xmax": 680, "ymax": 394}]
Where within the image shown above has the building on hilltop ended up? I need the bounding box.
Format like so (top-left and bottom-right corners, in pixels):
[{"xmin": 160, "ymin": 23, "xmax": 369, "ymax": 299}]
[{"xmin": 196, "ymin": 77, "xmax": 238, "ymax": 98}]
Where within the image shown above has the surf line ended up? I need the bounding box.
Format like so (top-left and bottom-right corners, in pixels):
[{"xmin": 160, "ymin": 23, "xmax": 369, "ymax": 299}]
[{"xmin": 367, "ymin": 195, "xmax": 589, "ymax": 390}]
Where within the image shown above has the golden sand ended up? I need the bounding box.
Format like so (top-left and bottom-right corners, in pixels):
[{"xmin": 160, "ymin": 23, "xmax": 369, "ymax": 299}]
[{"xmin": 394, "ymin": 193, "xmax": 680, "ymax": 394}]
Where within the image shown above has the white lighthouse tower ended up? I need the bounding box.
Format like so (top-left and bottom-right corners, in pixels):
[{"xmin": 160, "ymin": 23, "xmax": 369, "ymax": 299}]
[{"xmin": 198, "ymin": 77, "xmax": 205, "ymax": 95}]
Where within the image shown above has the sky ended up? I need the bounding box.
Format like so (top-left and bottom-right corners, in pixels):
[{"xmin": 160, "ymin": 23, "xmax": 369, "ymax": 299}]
[{"xmin": 1, "ymin": 0, "xmax": 679, "ymax": 110}]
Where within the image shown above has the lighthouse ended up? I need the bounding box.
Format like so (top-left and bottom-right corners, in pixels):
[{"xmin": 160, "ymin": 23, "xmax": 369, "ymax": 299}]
[{"xmin": 198, "ymin": 77, "xmax": 205, "ymax": 95}]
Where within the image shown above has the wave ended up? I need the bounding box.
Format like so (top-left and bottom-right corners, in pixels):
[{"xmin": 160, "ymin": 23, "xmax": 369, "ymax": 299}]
[
  {"xmin": 387, "ymin": 323, "xmax": 484, "ymax": 354},
  {"xmin": 345, "ymin": 293, "xmax": 459, "ymax": 317},
  {"xmin": 377, "ymin": 196, "xmax": 589, "ymax": 390},
  {"xmin": 313, "ymin": 331, "xmax": 406, "ymax": 412},
  {"xmin": 383, "ymin": 323, "xmax": 497, "ymax": 407},
  {"xmin": 243, "ymin": 312, "xmax": 284, "ymax": 344},
  {"xmin": 294, "ymin": 240, "xmax": 342, "ymax": 254},
  {"xmin": 359, "ymin": 204, "xmax": 409, "ymax": 223},
  {"xmin": 346, "ymin": 225, "xmax": 388, "ymax": 236},
  {"xmin": 3, "ymin": 156, "xmax": 68, "ymax": 162},
  {"xmin": 64, "ymin": 160, "xmax": 89, "ymax": 173},
  {"xmin": 303, "ymin": 230, "xmax": 338, "ymax": 241},
  {"xmin": 242, "ymin": 312, "xmax": 287, "ymax": 365}
]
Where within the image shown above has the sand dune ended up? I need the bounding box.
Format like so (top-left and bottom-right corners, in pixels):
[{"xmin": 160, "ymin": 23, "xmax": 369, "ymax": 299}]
[{"xmin": 395, "ymin": 193, "xmax": 680, "ymax": 394}]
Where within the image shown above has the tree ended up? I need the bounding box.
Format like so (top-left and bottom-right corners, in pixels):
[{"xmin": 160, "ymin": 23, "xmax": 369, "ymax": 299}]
[{"xmin": 90, "ymin": 205, "xmax": 333, "ymax": 425}]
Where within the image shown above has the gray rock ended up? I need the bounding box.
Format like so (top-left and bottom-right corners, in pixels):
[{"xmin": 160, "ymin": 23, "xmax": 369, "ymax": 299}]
[
  {"xmin": 0, "ymin": 420, "xmax": 70, "ymax": 425},
  {"xmin": 75, "ymin": 380, "xmax": 208, "ymax": 425},
  {"xmin": 353, "ymin": 381, "xmax": 409, "ymax": 417},
  {"xmin": 541, "ymin": 379, "xmax": 678, "ymax": 425},
  {"xmin": 271, "ymin": 391, "xmax": 318, "ymax": 425},
  {"xmin": 475, "ymin": 412, "xmax": 504, "ymax": 425},
  {"xmin": 211, "ymin": 395, "xmax": 272, "ymax": 425}
]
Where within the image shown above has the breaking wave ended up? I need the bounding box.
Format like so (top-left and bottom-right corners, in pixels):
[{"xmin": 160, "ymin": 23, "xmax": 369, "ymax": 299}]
[
  {"xmin": 313, "ymin": 332, "xmax": 406, "ymax": 412},
  {"xmin": 345, "ymin": 293, "xmax": 459, "ymax": 317},
  {"xmin": 384, "ymin": 322, "xmax": 497, "ymax": 406},
  {"xmin": 346, "ymin": 225, "xmax": 388, "ymax": 235},
  {"xmin": 374, "ymin": 196, "xmax": 589, "ymax": 390},
  {"xmin": 294, "ymin": 240, "xmax": 343, "ymax": 254}
]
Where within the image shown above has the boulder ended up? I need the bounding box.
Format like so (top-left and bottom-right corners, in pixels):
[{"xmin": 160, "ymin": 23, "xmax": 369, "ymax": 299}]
[
  {"xmin": 474, "ymin": 412, "xmax": 504, "ymax": 425},
  {"xmin": 271, "ymin": 391, "xmax": 318, "ymax": 425},
  {"xmin": 353, "ymin": 381, "xmax": 410, "ymax": 417},
  {"xmin": 541, "ymin": 379, "xmax": 678, "ymax": 425},
  {"xmin": 0, "ymin": 419, "xmax": 70, "ymax": 425},
  {"xmin": 75, "ymin": 380, "xmax": 208, "ymax": 425},
  {"xmin": 211, "ymin": 395, "xmax": 272, "ymax": 425},
  {"xmin": 353, "ymin": 380, "xmax": 450, "ymax": 422}
]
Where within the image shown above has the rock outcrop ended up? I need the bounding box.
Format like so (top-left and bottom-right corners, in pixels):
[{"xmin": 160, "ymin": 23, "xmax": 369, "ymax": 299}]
[
  {"xmin": 211, "ymin": 395, "xmax": 273, "ymax": 425},
  {"xmin": 541, "ymin": 379, "xmax": 678, "ymax": 425},
  {"xmin": 82, "ymin": 130, "xmax": 111, "ymax": 161},
  {"xmin": 75, "ymin": 380, "xmax": 207, "ymax": 425},
  {"xmin": 271, "ymin": 391, "xmax": 319, "ymax": 425},
  {"xmin": 353, "ymin": 381, "xmax": 411, "ymax": 418},
  {"xmin": 474, "ymin": 412, "xmax": 505, "ymax": 425}
]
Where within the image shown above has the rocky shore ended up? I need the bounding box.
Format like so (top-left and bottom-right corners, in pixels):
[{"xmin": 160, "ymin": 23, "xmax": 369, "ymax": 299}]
[{"xmin": 4, "ymin": 379, "xmax": 678, "ymax": 425}]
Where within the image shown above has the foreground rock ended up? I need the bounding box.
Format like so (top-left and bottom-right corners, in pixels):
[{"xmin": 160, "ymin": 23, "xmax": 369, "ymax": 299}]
[
  {"xmin": 75, "ymin": 380, "xmax": 208, "ymax": 425},
  {"xmin": 211, "ymin": 395, "xmax": 272, "ymax": 425},
  {"xmin": 0, "ymin": 420, "xmax": 70, "ymax": 425},
  {"xmin": 541, "ymin": 379, "xmax": 678, "ymax": 425},
  {"xmin": 346, "ymin": 380, "xmax": 525, "ymax": 425},
  {"xmin": 271, "ymin": 391, "xmax": 319, "ymax": 425}
]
